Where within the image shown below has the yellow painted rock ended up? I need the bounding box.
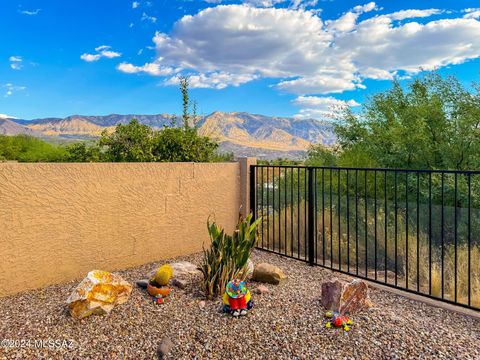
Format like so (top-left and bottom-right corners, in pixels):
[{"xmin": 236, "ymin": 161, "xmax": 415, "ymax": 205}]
[
  {"xmin": 66, "ymin": 270, "xmax": 132, "ymax": 319},
  {"xmin": 153, "ymin": 264, "xmax": 173, "ymax": 286}
]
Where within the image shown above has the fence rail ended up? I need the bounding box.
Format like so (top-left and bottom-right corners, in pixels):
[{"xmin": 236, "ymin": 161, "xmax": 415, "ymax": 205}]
[{"xmin": 250, "ymin": 165, "xmax": 480, "ymax": 311}]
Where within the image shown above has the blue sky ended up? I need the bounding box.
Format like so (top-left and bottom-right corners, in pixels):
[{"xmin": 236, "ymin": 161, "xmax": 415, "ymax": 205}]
[{"xmin": 1, "ymin": 0, "xmax": 480, "ymax": 120}]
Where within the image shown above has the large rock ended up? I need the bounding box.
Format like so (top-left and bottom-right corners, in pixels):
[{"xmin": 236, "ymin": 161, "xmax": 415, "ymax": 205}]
[
  {"xmin": 321, "ymin": 278, "xmax": 372, "ymax": 314},
  {"xmin": 67, "ymin": 270, "xmax": 132, "ymax": 319},
  {"xmin": 252, "ymin": 263, "xmax": 286, "ymax": 285},
  {"xmin": 169, "ymin": 261, "xmax": 201, "ymax": 279}
]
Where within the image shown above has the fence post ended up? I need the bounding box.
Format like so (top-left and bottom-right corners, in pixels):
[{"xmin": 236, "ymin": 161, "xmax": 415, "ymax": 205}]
[
  {"xmin": 249, "ymin": 165, "xmax": 256, "ymax": 221},
  {"xmin": 239, "ymin": 157, "xmax": 257, "ymax": 218},
  {"xmin": 307, "ymin": 167, "xmax": 315, "ymax": 266}
]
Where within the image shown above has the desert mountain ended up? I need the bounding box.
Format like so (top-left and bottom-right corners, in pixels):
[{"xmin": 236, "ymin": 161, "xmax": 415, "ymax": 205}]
[
  {"xmin": 9, "ymin": 112, "xmax": 336, "ymax": 159},
  {"xmin": 0, "ymin": 118, "xmax": 40, "ymax": 136}
]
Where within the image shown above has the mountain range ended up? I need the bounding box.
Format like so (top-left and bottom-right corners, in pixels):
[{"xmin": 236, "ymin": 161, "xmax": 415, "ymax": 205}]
[{"xmin": 0, "ymin": 112, "xmax": 336, "ymax": 160}]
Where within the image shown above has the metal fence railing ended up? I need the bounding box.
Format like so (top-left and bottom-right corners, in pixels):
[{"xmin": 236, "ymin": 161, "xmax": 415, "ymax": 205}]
[{"xmin": 250, "ymin": 165, "xmax": 480, "ymax": 311}]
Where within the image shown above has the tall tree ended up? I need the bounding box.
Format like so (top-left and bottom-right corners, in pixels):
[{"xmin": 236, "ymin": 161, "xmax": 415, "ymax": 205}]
[{"xmin": 335, "ymin": 73, "xmax": 480, "ymax": 170}]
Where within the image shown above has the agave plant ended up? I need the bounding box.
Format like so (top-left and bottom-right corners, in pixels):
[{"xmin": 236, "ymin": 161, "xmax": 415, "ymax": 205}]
[{"xmin": 200, "ymin": 213, "xmax": 261, "ymax": 299}]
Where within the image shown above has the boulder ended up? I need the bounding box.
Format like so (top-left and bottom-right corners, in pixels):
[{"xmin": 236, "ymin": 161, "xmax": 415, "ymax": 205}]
[
  {"xmin": 321, "ymin": 278, "xmax": 373, "ymax": 315},
  {"xmin": 171, "ymin": 278, "xmax": 187, "ymax": 289},
  {"xmin": 252, "ymin": 263, "xmax": 286, "ymax": 285},
  {"xmin": 170, "ymin": 261, "xmax": 201, "ymax": 279},
  {"xmin": 67, "ymin": 270, "xmax": 132, "ymax": 319}
]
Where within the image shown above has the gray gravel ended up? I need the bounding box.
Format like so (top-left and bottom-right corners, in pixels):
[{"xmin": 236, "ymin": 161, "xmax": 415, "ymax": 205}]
[{"xmin": 0, "ymin": 250, "xmax": 479, "ymax": 359}]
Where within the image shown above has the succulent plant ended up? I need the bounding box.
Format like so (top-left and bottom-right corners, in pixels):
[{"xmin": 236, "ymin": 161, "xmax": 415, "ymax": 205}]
[{"xmin": 201, "ymin": 213, "xmax": 261, "ymax": 300}]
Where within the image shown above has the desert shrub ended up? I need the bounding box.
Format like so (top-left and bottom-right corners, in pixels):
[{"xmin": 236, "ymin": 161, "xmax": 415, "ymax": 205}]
[
  {"xmin": 64, "ymin": 142, "xmax": 102, "ymax": 162},
  {"xmin": 153, "ymin": 127, "xmax": 219, "ymax": 162},
  {"xmin": 0, "ymin": 135, "xmax": 67, "ymax": 162},
  {"xmin": 200, "ymin": 213, "xmax": 261, "ymax": 300},
  {"xmin": 99, "ymin": 119, "xmax": 156, "ymax": 162}
]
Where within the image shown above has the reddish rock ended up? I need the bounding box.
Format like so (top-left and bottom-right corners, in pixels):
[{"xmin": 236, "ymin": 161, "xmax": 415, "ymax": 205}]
[{"xmin": 321, "ymin": 278, "xmax": 373, "ymax": 314}]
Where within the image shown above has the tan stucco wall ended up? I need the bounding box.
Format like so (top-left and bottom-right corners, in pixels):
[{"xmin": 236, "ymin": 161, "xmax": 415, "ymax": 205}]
[{"xmin": 0, "ymin": 162, "xmax": 248, "ymax": 297}]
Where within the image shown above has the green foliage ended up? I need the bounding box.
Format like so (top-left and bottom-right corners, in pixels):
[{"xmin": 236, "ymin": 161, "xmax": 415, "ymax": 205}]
[
  {"xmin": 99, "ymin": 119, "xmax": 156, "ymax": 162},
  {"xmin": 64, "ymin": 142, "xmax": 102, "ymax": 162},
  {"xmin": 305, "ymin": 144, "xmax": 338, "ymax": 167},
  {"xmin": 153, "ymin": 127, "xmax": 219, "ymax": 162},
  {"xmin": 201, "ymin": 213, "xmax": 261, "ymax": 299},
  {"xmin": 258, "ymin": 158, "xmax": 303, "ymax": 166},
  {"xmin": 0, "ymin": 135, "xmax": 67, "ymax": 162},
  {"xmin": 180, "ymin": 76, "xmax": 190, "ymax": 130},
  {"xmin": 335, "ymin": 73, "xmax": 480, "ymax": 170}
]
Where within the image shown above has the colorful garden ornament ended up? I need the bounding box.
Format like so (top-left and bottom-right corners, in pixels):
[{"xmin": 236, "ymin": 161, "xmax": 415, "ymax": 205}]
[
  {"xmin": 222, "ymin": 279, "xmax": 253, "ymax": 317},
  {"xmin": 324, "ymin": 310, "xmax": 353, "ymax": 331}
]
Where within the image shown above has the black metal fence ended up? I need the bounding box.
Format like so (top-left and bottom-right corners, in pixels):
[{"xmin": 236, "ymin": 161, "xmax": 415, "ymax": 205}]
[{"xmin": 250, "ymin": 165, "xmax": 480, "ymax": 311}]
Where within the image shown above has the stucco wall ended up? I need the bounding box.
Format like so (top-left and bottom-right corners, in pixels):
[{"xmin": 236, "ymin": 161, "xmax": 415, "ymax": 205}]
[{"xmin": 0, "ymin": 161, "xmax": 250, "ymax": 297}]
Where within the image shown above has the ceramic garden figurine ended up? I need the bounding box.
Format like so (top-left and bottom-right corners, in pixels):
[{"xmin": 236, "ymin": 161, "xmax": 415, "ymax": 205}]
[
  {"xmin": 324, "ymin": 310, "xmax": 353, "ymax": 331},
  {"xmin": 222, "ymin": 279, "xmax": 253, "ymax": 317}
]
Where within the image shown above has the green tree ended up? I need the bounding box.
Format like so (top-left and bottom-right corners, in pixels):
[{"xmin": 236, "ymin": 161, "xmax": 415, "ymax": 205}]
[
  {"xmin": 335, "ymin": 73, "xmax": 480, "ymax": 170},
  {"xmin": 305, "ymin": 144, "xmax": 338, "ymax": 167},
  {"xmin": 99, "ymin": 119, "xmax": 156, "ymax": 162},
  {"xmin": 0, "ymin": 135, "xmax": 67, "ymax": 162},
  {"xmin": 64, "ymin": 142, "xmax": 102, "ymax": 162}
]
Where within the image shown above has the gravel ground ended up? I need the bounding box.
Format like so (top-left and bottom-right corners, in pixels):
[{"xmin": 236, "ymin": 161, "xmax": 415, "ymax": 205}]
[{"xmin": 1, "ymin": 250, "xmax": 479, "ymax": 360}]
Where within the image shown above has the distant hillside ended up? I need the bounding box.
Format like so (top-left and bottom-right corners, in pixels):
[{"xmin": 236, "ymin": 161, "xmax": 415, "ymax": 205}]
[
  {"xmin": 9, "ymin": 112, "xmax": 336, "ymax": 160},
  {"xmin": 0, "ymin": 119, "xmax": 39, "ymax": 136}
]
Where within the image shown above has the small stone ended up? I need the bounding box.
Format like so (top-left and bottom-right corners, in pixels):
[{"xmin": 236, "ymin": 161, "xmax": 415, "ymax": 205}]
[
  {"xmin": 252, "ymin": 263, "xmax": 286, "ymax": 285},
  {"xmin": 255, "ymin": 285, "xmax": 270, "ymax": 294},
  {"xmin": 199, "ymin": 301, "xmax": 206, "ymax": 309},
  {"xmin": 321, "ymin": 278, "xmax": 373, "ymax": 315},
  {"xmin": 157, "ymin": 337, "xmax": 174, "ymax": 359},
  {"xmin": 171, "ymin": 278, "xmax": 187, "ymax": 289},
  {"xmin": 136, "ymin": 279, "xmax": 149, "ymax": 289}
]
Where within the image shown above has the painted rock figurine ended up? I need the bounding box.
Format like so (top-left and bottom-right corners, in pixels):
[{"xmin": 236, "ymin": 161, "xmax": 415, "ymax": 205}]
[
  {"xmin": 325, "ymin": 310, "xmax": 353, "ymax": 331},
  {"xmin": 222, "ymin": 279, "xmax": 253, "ymax": 317}
]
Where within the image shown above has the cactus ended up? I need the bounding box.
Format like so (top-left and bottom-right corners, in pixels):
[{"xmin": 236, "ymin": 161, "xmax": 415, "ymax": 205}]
[{"xmin": 153, "ymin": 264, "xmax": 173, "ymax": 286}]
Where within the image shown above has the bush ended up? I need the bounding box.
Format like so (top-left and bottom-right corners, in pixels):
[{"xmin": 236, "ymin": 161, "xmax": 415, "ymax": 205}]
[
  {"xmin": 0, "ymin": 135, "xmax": 67, "ymax": 162},
  {"xmin": 99, "ymin": 119, "xmax": 156, "ymax": 162},
  {"xmin": 64, "ymin": 142, "xmax": 102, "ymax": 162},
  {"xmin": 153, "ymin": 127, "xmax": 219, "ymax": 162},
  {"xmin": 200, "ymin": 213, "xmax": 261, "ymax": 299}
]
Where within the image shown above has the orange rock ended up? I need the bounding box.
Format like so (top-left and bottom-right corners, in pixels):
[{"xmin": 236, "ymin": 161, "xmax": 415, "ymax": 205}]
[
  {"xmin": 321, "ymin": 278, "xmax": 373, "ymax": 315},
  {"xmin": 66, "ymin": 270, "xmax": 132, "ymax": 319}
]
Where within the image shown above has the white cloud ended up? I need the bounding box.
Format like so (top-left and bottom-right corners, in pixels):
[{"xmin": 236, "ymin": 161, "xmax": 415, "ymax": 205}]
[
  {"xmin": 293, "ymin": 95, "xmax": 360, "ymax": 119},
  {"xmin": 141, "ymin": 12, "xmax": 157, "ymax": 23},
  {"xmin": 166, "ymin": 72, "xmax": 257, "ymax": 89},
  {"xmin": 132, "ymin": 1, "xmax": 140, "ymax": 9},
  {"xmin": 80, "ymin": 53, "xmax": 101, "ymax": 62},
  {"xmin": 117, "ymin": 62, "xmax": 174, "ymax": 76},
  {"xmin": 205, "ymin": 0, "xmax": 317, "ymax": 8},
  {"xmin": 464, "ymin": 9, "xmax": 480, "ymax": 19},
  {"xmin": 3, "ymin": 83, "xmax": 26, "ymax": 97},
  {"xmin": 388, "ymin": 9, "xmax": 443, "ymax": 21},
  {"xmin": 9, "ymin": 56, "xmax": 23, "ymax": 70},
  {"xmin": 120, "ymin": 3, "xmax": 480, "ymax": 95},
  {"xmin": 0, "ymin": 114, "xmax": 17, "ymax": 119},
  {"xmin": 19, "ymin": 8, "xmax": 41, "ymax": 16},
  {"xmin": 80, "ymin": 46, "xmax": 121, "ymax": 62}
]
